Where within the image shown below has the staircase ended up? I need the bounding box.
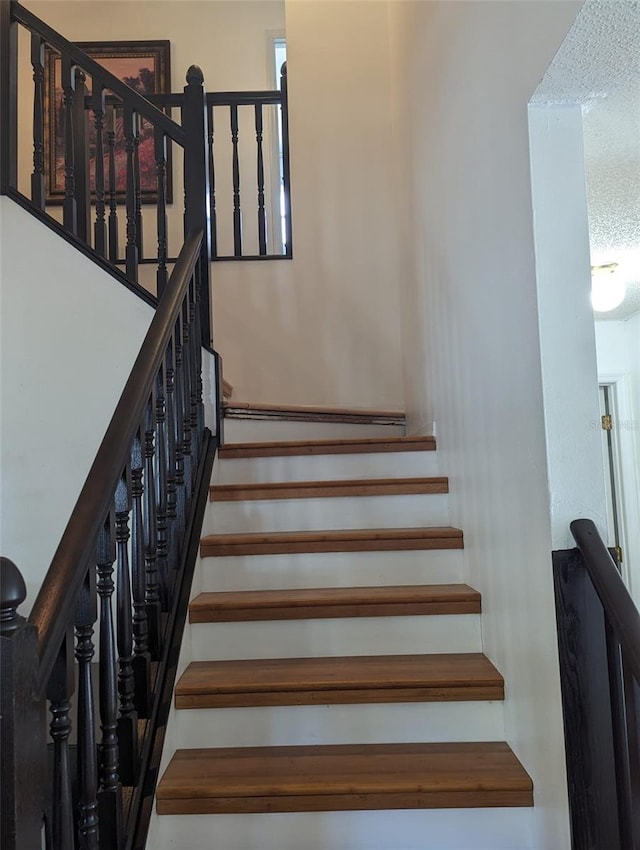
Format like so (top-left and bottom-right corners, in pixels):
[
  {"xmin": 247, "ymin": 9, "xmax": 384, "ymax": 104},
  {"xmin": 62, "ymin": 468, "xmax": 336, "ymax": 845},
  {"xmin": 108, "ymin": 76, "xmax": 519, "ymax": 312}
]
[{"xmin": 152, "ymin": 412, "xmax": 534, "ymax": 850}]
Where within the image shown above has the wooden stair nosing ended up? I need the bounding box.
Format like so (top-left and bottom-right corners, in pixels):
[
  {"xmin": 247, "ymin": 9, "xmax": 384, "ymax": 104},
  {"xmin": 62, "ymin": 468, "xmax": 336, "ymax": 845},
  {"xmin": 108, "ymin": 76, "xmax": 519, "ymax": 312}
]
[
  {"xmin": 175, "ymin": 652, "xmax": 504, "ymax": 709},
  {"xmin": 210, "ymin": 476, "xmax": 448, "ymax": 502},
  {"xmin": 188, "ymin": 583, "xmax": 480, "ymax": 623},
  {"xmin": 200, "ymin": 526, "xmax": 464, "ymax": 558},
  {"xmin": 156, "ymin": 742, "xmax": 534, "ymax": 814},
  {"xmin": 218, "ymin": 435, "xmax": 436, "ymax": 459}
]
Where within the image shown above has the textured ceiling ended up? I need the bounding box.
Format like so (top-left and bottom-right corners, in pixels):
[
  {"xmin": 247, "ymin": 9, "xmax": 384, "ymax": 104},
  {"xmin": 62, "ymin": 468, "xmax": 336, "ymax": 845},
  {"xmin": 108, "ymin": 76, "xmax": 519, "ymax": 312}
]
[{"xmin": 532, "ymin": 0, "xmax": 640, "ymax": 321}]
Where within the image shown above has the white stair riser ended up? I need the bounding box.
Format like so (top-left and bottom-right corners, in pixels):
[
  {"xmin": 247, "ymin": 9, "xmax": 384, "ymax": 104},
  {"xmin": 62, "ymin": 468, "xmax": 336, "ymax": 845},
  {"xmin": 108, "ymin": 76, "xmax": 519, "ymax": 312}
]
[
  {"xmin": 204, "ymin": 494, "xmax": 450, "ymax": 535},
  {"xmin": 213, "ymin": 451, "xmax": 440, "ymax": 485},
  {"xmin": 224, "ymin": 419, "xmax": 405, "ymax": 443},
  {"xmin": 148, "ymin": 808, "xmax": 533, "ymax": 850},
  {"xmin": 200, "ymin": 549, "xmax": 465, "ymax": 592},
  {"xmin": 190, "ymin": 614, "xmax": 482, "ymax": 660},
  {"xmin": 173, "ymin": 701, "xmax": 505, "ymax": 749}
]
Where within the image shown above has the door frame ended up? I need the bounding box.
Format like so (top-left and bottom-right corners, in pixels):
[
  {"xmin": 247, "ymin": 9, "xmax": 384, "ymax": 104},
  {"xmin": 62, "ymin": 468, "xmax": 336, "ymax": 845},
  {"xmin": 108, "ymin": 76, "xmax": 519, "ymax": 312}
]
[{"xmin": 598, "ymin": 372, "xmax": 640, "ymax": 605}]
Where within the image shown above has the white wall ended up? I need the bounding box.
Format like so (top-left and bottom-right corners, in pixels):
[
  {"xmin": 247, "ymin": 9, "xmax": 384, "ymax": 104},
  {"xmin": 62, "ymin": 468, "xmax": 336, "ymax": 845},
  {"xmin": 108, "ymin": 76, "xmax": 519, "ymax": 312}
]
[
  {"xmin": 0, "ymin": 196, "xmax": 153, "ymax": 609},
  {"xmin": 529, "ymin": 105, "xmax": 607, "ymax": 549},
  {"xmin": 388, "ymin": 2, "xmax": 582, "ymax": 847},
  {"xmin": 595, "ymin": 316, "xmax": 640, "ymax": 603},
  {"xmin": 19, "ymin": 0, "xmax": 405, "ymax": 410},
  {"xmin": 212, "ymin": 0, "xmax": 404, "ymax": 408}
]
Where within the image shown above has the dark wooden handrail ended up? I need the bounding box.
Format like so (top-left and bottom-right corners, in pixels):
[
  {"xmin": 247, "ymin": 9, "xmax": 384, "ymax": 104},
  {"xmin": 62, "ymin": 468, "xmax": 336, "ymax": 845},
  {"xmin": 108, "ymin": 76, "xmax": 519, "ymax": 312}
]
[
  {"xmin": 12, "ymin": 1, "xmax": 185, "ymax": 145},
  {"xmin": 570, "ymin": 518, "xmax": 640, "ymax": 679},
  {"xmin": 29, "ymin": 229, "xmax": 203, "ymax": 694}
]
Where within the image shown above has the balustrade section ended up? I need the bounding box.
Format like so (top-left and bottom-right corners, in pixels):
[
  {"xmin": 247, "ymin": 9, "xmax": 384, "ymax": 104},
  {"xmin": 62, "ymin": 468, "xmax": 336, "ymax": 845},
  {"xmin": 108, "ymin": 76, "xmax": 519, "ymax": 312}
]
[
  {"xmin": 0, "ymin": 231, "xmax": 215, "ymax": 850},
  {"xmin": 3, "ymin": 2, "xmax": 291, "ymax": 283}
]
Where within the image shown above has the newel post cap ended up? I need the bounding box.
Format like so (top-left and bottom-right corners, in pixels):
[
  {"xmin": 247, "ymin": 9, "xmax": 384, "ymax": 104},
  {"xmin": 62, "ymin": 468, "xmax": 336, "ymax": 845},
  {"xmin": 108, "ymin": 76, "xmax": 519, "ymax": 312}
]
[
  {"xmin": 0, "ymin": 557, "xmax": 27, "ymax": 634},
  {"xmin": 186, "ymin": 65, "xmax": 204, "ymax": 86}
]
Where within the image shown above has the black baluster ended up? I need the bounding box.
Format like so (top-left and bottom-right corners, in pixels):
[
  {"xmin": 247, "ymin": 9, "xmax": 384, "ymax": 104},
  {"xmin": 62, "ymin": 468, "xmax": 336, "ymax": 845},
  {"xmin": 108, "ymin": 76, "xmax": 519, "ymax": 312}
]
[
  {"xmin": 92, "ymin": 84, "xmax": 107, "ymax": 258},
  {"xmin": 47, "ymin": 633, "xmax": 75, "ymax": 850},
  {"xmin": 230, "ymin": 103, "xmax": 242, "ymax": 256},
  {"xmin": 30, "ymin": 34, "xmax": 45, "ymax": 209},
  {"xmin": 131, "ymin": 432, "xmax": 152, "ymax": 717},
  {"xmin": 255, "ymin": 102, "xmax": 267, "ymax": 255},
  {"xmin": 144, "ymin": 393, "xmax": 162, "ymax": 659},
  {"xmin": 96, "ymin": 511, "xmax": 123, "ymax": 847},
  {"xmin": 192, "ymin": 266, "xmax": 205, "ymax": 439},
  {"xmin": 280, "ymin": 62, "xmax": 292, "ymax": 257},
  {"xmin": 173, "ymin": 318, "xmax": 187, "ymax": 536},
  {"xmin": 124, "ymin": 106, "xmax": 139, "ymax": 282},
  {"xmin": 106, "ymin": 105, "xmax": 119, "ymax": 263},
  {"xmin": 165, "ymin": 339, "xmax": 179, "ymax": 566},
  {"xmin": 155, "ymin": 364, "xmax": 170, "ymax": 610},
  {"xmin": 180, "ymin": 301, "xmax": 193, "ymax": 499},
  {"xmin": 188, "ymin": 272, "xmax": 201, "ymax": 455},
  {"xmin": 134, "ymin": 114, "xmax": 143, "ymax": 258},
  {"xmin": 208, "ymin": 105, "xmax": 217, "ymax": 258},
  {"xmin": 61, "ymin": 55, "xmax": 77, "ymax": 234},
  {"xmin": 73, "ymin": 69, "xmax": 90, "ymax": 244},
  {"xmin": 75, "ymin": 569, "xmax": 99, "ymax": 850},
  {"xmin": 155, "ymin": 126, "xmax": 168, "ymax": 296},
  {"xmin": 114, "ymin": 471, "xmax": 138, "ymax": 786}
]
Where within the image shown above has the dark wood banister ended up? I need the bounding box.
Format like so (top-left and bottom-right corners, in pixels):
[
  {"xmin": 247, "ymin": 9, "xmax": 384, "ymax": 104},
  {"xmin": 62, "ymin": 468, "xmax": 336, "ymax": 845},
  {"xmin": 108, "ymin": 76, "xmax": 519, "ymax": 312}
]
[
  {"xmin": 570, "ymin": 518, "xmax": 640, "ymax": 678},
  {"xmin": 12, "ymin": 1, "xmax": 185, "ymax": 145},
  {"xmin": 29, "ymin": 229, "xmax": 203, "ymax": 696}
]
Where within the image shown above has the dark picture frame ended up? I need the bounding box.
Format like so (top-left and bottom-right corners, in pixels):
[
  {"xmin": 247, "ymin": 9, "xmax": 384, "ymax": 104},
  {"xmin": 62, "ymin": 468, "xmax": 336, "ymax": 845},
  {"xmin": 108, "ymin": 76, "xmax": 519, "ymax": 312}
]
[{"xmin": 45, "ymin": 40, "xmax": 172, "ymax": 204}]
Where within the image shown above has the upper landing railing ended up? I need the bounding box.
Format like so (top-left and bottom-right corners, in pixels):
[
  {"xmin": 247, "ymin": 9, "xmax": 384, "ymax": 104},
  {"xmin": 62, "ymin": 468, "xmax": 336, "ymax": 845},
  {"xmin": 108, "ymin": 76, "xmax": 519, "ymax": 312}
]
[{"xmin": 1, "ymin": 1, "xmax": 292, "ymax": 316}]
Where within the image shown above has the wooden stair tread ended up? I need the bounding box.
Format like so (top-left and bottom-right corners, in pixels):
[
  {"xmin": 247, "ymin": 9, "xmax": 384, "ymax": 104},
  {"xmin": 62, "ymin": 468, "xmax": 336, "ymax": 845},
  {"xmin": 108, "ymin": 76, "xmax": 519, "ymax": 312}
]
[
  {"xmin": 219, "ymin": 435, "xmax": 436, "ymax": 459},
  {"xmin": 189, "ymin": 583, "xmax": 480, "ymax": 622},
  {"xmin": 210, "ymin": 476, "xmax": 448, "ymax": 502},
  {"xmin": 156, "ymin": 742, "xmax": 534, "ymax": 813},
  {"xmin": 175, "ymin": 652, "xmax": 503, "ymax": 708},
  {"xmin": 200, "ymin": 526, "xmax": 464, "ymax": 557}
]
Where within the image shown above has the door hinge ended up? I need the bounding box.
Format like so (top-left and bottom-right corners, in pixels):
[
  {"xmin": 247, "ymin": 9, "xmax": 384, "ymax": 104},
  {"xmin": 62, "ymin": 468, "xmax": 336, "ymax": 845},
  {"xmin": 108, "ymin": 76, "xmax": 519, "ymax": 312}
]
[
  {"xmin": 614, "ymin": 545, "xmax": 623, "ymax": 564},
  {"xmin": 602, "ymin": 414, "xmax": 613, "ymax": 431}
]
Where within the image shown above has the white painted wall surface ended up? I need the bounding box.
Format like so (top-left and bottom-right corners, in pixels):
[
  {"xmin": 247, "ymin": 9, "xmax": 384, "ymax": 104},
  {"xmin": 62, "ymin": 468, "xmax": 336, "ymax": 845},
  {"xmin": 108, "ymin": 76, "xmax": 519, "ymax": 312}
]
[
  {"xmin": 19, "ymin": 0, "xmax": 405, "ymax": 411},
  {"xmin": 0, "ymin": 197, "xmax": 153, "ymax": 609},
  {"xmin": 212, "ymin": 0, "xmax": 404, "ymax": 408},
  {"xmin": 388, "ymin": 2, "xmax": 582, "ymax": 847},
  {"xmin": 529, "ymin": 105, "xmax": 607, "ymax": 549}
]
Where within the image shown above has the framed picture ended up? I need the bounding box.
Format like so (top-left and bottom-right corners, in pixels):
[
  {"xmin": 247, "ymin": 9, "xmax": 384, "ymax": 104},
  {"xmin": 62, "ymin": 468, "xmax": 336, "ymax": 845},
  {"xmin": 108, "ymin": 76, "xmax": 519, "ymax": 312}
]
[{"xmin": 45, "ymin": 40, "xmax": 172, "ymax": 204}]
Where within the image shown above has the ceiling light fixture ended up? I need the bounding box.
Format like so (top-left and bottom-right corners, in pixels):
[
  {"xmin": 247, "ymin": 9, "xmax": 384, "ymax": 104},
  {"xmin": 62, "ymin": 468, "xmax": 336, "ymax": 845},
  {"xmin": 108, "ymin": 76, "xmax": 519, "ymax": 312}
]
[{"xmin": 591, "ymin": 262, "xmax": 625, "ymax": 313}]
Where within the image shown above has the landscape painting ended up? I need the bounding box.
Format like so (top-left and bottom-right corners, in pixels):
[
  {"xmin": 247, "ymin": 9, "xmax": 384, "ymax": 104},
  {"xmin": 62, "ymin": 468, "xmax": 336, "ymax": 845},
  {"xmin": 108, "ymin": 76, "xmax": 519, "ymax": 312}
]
[{"xmin": 45, "ymin": 40, "xmax": 171, "ymax": 203}]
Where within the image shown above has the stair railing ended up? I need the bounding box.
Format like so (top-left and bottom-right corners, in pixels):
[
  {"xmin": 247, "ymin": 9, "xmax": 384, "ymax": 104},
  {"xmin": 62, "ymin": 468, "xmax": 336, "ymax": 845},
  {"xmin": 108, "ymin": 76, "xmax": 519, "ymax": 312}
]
[
  {"xmin": 121, "ymin": 64, "xmax": 292, "ymax": 260},
  {"xmin": 1, "ymin": 228, "xmax": 218, "ymax": 850},
  {"xmin": 1, "ymin": 0, "xmax": 291, "ymax": 275},
  {"xmin": 1, "ymin": 0, "xmax": 212, "ymax": 340},
  {"xmin": 553, "ymin": 518, "xmax": 640, "ymax": 850}
]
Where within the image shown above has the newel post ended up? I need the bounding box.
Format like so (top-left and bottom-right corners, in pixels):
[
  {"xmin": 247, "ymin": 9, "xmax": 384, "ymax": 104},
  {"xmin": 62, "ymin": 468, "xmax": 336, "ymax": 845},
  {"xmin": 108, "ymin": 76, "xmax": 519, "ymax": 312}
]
[
  {"xmin": 182, "ymin": 65, "xmax": 212, "ymax": 348},
  {"xmin": 0, "ymin": 557, "xmax": 47, "ymax": 850}
]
